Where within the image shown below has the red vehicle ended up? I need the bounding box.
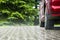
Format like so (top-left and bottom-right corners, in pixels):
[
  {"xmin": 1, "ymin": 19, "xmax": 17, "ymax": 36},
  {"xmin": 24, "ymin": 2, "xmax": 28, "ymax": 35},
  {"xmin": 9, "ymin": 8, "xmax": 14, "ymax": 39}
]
[{"xmin": 40, "ymin": 0, "xmax": 60, "ymax": 29}]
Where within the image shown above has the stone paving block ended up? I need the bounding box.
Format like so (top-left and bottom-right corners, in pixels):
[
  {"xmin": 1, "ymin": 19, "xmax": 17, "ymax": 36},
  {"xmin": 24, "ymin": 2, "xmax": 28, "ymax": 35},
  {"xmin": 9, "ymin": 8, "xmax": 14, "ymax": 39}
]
[{"xmin": 0, "ymin": 26, "xmax": 60, "ymax": 40}]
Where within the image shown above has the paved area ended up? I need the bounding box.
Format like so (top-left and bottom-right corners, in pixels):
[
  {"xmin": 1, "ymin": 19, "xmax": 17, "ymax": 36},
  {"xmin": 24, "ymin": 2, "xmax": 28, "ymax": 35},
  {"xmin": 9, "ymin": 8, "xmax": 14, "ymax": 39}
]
[{"xmin": 0, "ymin": 26, "xmax": 60, "ymax": 40}]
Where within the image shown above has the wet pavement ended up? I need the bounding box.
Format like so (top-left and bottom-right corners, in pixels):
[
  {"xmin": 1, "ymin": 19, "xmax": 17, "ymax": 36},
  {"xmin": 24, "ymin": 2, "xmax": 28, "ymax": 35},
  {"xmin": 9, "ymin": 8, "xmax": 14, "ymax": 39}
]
[{"xmin": 0, "ymin": 26, "xmax": 60, "ymax": 40}]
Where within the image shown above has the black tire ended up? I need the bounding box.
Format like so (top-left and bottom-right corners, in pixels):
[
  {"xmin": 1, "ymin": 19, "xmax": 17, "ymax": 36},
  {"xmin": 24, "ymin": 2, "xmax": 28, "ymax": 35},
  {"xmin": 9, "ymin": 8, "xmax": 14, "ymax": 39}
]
[
  {"xmin": 45, "ymin": 18, "xmax": 54, "ymax": 29},
  {"xmin": 40, "ymin": 21, "xmax": 44, "ymax": 27},
  {"xmin": 45, "ymin": 8, "xmax": 54, "ymax": 29}
]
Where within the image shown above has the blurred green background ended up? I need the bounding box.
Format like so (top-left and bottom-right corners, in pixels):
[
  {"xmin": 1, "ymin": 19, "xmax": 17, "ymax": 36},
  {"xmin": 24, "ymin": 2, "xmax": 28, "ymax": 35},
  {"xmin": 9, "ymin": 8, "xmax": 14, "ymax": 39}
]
[{"xmin": 0, "ymin": 0, "xmax": 40, "ymax": 26}]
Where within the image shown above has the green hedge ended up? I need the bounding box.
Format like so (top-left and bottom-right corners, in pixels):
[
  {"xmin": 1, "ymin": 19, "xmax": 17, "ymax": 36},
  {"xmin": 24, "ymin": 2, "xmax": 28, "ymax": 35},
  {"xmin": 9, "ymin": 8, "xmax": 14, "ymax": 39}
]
[{"xmin": 0, "ymin": 0, "xmax": 38, "ymax": 25}]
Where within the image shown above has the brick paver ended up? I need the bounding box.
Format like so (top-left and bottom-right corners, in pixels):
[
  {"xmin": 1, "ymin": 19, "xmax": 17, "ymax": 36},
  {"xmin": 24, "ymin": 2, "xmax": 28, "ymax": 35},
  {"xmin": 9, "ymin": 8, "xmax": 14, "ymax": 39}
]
[{"xmin": 0, "ymin": 26, "xmax": 60, "ymax": 40}]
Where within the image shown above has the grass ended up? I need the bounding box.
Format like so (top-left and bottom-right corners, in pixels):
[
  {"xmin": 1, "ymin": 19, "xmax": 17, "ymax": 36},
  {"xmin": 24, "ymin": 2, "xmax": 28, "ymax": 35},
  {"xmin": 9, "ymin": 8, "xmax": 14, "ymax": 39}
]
[
  {"xmin": 54, "ymin": 24, "xmax": 60, "ymax": 27},
  {"xmin": 0, "ymin": 18, "xmax": 39, "ymax": 27},
  {"xmin": 0, "ymin": 20, "xmax": 35, "ymax": 27}
]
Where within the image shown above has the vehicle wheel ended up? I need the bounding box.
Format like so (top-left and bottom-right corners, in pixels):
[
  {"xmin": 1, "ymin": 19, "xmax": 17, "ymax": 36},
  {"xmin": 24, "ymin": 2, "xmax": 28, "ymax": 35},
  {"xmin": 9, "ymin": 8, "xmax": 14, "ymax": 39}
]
[
  {"xmin": 45, "ymin": 8, "xmax": 54, "ymax": 29},
  {"xmin": 40, "ymin": 21, "xmax": 44, "ymax": 27},
  {"xmin": 45, "ymin": 18, "xmax": 54, "ymax": 29}
]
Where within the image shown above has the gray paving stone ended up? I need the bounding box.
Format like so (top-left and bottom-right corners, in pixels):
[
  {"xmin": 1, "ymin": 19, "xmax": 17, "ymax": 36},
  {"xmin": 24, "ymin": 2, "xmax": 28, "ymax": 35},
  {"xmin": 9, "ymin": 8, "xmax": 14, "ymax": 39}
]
[{"xmin": 0, "ymin": 26, "xmax": 60, "ymax": 40}]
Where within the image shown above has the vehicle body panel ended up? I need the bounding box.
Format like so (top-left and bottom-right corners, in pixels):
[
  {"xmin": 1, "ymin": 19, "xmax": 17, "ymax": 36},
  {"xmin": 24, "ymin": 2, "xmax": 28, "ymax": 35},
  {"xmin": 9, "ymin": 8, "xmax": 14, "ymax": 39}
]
[
  {"xmin": 40, "ymin": 0, "xmax": 60, "ymax": 22},
  {"xmin": 45, "ymin": 0, "xmax": 60, "ymax": 18}
]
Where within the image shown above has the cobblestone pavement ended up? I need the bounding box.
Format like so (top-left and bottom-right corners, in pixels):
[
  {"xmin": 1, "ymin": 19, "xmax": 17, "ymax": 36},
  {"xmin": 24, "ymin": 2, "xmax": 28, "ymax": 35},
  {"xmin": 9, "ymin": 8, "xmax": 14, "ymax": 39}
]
[{"xmin": 0, "ymin": 26, "xmax": 60, "ymax": 40}]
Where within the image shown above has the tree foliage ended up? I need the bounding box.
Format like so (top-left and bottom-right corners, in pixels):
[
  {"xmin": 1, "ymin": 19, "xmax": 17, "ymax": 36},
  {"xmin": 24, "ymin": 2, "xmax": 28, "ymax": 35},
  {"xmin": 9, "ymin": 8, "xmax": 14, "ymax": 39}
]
[{"xmin": 0, "ymin": 0, "xmax": 38, "ymax": 24}]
